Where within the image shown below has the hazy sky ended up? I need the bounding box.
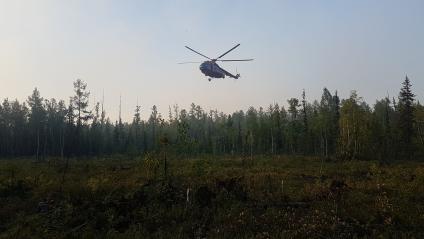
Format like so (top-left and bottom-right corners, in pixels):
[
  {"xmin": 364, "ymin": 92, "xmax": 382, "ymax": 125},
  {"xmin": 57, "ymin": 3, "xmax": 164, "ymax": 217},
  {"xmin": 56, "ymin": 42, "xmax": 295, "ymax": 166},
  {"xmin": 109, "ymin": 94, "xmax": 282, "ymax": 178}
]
[{"xmin": 1, "ymin": 0, "xmax": 423, "ymax": 121}]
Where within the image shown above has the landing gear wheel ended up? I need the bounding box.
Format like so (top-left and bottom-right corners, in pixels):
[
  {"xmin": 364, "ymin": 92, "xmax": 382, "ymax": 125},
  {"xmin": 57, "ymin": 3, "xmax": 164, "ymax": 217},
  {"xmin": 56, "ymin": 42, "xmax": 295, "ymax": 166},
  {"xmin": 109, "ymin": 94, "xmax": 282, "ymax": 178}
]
[{"xmin": 208, "ymin": 78, "xmax": 211, "ymax": 82}]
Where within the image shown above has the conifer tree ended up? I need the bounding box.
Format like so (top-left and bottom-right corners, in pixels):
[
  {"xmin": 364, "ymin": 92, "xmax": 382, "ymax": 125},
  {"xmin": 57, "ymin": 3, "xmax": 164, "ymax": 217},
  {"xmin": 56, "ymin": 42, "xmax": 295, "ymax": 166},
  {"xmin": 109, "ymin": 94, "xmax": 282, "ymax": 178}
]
[
  {"xmin": 71, "ymin": 79, "xmax": 92, "ymax": 155},
  {"xmin": 398, "ymin": 75, "xmax": 415, "ymax": 159},
  {"xmin": 27, "ymin": 88, "xmax": 46, "ymax": 160},
  {"xmin": 71, "ymin": 79, "xmax": 92, "ymax": 127}
]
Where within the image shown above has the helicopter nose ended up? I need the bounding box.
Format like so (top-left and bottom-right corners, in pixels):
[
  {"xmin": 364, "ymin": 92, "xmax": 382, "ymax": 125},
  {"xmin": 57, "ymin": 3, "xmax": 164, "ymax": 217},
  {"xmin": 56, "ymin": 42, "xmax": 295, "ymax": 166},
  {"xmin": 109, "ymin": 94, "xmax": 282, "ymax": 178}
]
[{"xmin": 199, "ymin": 62, "xmax": 209, "ymax": 75}]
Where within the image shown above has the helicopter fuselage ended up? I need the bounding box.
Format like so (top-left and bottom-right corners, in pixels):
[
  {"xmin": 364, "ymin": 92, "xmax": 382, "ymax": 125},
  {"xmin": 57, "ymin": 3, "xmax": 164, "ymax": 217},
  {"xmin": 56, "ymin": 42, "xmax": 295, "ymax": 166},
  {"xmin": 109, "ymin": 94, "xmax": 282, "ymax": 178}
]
[
  {"xmin": 181, "ymin": 44, "xmax": 251, "ymax": 80},
  {"xmin": 200, "ymin": 61, "xmax": 225, "ymax": 78},
  {"xmin": 199, "ymin": 61, "xmax": 239, "ymax": 79}
]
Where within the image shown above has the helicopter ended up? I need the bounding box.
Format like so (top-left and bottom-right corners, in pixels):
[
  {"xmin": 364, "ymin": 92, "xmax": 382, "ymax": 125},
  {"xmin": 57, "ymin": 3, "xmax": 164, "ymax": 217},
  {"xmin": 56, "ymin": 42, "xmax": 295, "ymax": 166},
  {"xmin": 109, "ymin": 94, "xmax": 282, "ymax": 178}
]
[{"xmin": 179, "ymin": 44, "xmax": 253, "ymax": 81}]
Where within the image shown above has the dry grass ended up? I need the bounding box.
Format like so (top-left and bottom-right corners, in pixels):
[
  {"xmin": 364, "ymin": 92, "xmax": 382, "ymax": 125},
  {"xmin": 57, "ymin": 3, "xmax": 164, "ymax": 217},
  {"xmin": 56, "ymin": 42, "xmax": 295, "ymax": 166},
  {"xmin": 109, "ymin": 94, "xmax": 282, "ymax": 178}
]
[{"xmin": 0, "ymin": 155, "xmax": 423, "ymax": 238}]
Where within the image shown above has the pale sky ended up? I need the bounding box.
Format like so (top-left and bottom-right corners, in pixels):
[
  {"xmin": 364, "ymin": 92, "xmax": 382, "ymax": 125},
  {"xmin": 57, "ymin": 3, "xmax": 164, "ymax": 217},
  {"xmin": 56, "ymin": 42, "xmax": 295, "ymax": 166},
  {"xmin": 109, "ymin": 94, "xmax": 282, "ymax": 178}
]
[{"xmin": 1, "ymin": 0, "xmax": 423, "ymax": 121}]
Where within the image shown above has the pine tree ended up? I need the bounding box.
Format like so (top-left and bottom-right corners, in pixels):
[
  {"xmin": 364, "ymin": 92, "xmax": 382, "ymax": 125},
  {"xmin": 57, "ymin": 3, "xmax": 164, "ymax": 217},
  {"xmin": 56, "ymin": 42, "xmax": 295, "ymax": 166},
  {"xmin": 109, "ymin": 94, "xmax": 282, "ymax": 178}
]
[
  {"xmin": 177, "ymin": 109, "xmax": 190, "ymax": 154},
  {"xmin": 10, "ymin": 100, "xmax": 28, "ymax": 156},
  {"xmin": 301, "ymin": 90, "xmax": 309, "ymax": 154},
  {"xmin": 71, "ymin": 79, "xmax": 92, "ymax": 127},
  {"xmin": 132, "ymin": 104, "xmax": 142, "ymax": 154},
  {"xmin": 301, "ymin": 90, "xmax": 308, "ymax": 132},
  {"xmin": 398, "ymin": 75, "xmax": 415, "ymax": 159},
  {"xmin": 71, "ymin": 79, "xmax": 92, "ymax": 155},
  {"xmin": 287, "ymin": 98, "xmax": 299, "ymax": 120},
  {"xmin": 27, "ymin": 88, "xmax": 46, "ymax": 160}
]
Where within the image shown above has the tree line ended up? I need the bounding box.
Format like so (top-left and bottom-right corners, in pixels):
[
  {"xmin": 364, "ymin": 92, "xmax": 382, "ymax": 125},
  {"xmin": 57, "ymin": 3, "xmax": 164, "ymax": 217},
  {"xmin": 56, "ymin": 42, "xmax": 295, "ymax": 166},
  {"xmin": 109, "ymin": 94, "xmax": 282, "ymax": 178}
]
[{"xmin": 0, "ymin": 76, "xmax": 423, "ymax": 161}]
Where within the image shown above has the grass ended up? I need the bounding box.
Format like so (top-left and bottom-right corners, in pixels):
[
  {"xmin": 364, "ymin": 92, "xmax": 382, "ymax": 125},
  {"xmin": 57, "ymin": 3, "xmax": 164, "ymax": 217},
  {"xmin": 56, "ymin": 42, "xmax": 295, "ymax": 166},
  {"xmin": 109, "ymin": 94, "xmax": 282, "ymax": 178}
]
[{"xmin": 0, "ymin": 155, "xmax": 423, "ymax": 238}]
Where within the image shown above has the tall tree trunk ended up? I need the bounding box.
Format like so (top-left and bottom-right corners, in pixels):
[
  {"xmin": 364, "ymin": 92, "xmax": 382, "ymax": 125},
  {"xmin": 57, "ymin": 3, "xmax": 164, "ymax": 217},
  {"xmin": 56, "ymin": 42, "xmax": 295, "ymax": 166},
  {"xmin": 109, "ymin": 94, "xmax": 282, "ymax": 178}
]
[
  {"xmin": 271, "ymin": 128, "xmax": 274, "ymax": 154},
  {"xmin": 36, "ymin": 128, "xmax": 40, "ymax": 161},
  {"xmin": 164, "ymin": 150, "xmax": 167, "ymax": 180},
  {"xmin": 250, "ymin": 142, "xmax": 253, "ymax": 162},
  {"xmin": 324, "ymin": 130, "xmax": 328, "ymax": 157},
  {"xmin": 60, "ymin": 127, "xmax": 65, "ymax": 160},
  {"xmin": 418, "ymin": 123, "xmax": 424, "ymax": 147},
  {"xmin": 43, "ymin": 127, "xmax": 47, "ymax": 160}
]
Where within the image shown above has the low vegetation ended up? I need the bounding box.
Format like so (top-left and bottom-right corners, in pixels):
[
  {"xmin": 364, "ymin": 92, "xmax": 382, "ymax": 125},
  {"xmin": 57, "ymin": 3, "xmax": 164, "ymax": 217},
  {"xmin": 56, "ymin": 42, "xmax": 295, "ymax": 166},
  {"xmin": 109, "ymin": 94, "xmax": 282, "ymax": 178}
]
[{"xmin": 1, "ymin": 156, "xmax": 423, "ymax": 238}]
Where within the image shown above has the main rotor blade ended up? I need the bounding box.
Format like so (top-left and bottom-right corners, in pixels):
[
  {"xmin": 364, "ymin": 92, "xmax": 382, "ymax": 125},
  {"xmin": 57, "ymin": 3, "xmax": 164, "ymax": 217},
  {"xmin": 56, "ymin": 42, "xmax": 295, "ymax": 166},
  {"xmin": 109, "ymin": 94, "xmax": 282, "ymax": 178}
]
[
  {"xmin": 185, "ymin": 46, "xmax": 211, "ymax": 60},
  {"xmin": 217, "ymin": 59, "xmax": 254, "ymax": 62},
  {"xmin": 216, "ymin": 43, "xmax": 240, "ymax": 59},
  {"xmin": 178, "ymin": 61, "xmax": 203, "ymax": 64}
]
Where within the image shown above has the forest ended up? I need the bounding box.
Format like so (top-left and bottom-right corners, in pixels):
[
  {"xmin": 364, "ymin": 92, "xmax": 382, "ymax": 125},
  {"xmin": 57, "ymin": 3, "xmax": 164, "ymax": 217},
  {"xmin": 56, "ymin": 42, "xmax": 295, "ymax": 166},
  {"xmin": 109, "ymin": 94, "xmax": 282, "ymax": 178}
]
[
  {"xmin": 1, "ymin": 76, "xmax": 424, "ymax": 238},
  {"xmin": 0, "ymin": 76, "xmax": 423, "ymax": 161}
]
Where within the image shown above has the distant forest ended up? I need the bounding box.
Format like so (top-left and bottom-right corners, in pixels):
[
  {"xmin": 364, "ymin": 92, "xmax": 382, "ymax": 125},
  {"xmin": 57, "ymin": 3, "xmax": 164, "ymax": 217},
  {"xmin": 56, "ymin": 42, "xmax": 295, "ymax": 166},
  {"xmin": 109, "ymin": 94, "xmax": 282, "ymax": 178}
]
[{"xmin": 1, "ymin": 77, "xmax": 423, "ymax": 161}]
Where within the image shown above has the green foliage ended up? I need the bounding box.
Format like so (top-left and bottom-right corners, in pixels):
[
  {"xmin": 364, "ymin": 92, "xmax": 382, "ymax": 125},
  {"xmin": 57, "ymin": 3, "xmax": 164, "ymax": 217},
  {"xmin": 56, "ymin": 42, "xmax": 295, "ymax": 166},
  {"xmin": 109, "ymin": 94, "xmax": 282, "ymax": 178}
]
[
  {"xmin": 339, "ymin": 91, "xmax": 372, "ymax": 160},
  {"xmin": 0, "ymin": 76, "xmax": 422, "ymax": 160}
]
